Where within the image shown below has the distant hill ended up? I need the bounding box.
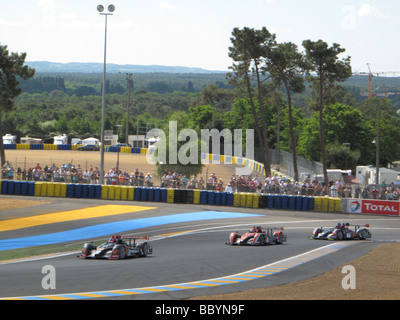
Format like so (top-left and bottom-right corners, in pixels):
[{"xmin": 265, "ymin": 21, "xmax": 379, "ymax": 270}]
[{"xmin": 26, "ymin": 61, "xmax": 227, "ymax": 74}]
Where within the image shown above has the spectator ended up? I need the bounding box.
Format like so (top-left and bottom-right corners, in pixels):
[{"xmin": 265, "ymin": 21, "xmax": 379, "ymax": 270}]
[
  {"xmin": 118, "ymin": 171, "xmax": 125, "ymax": 185},
  {"xmin": 133, "ymin": 168, "xmax": 139, "ymax": 186},
  {"xmin": 188, "ymin": 176, "xmax": 198, "ymax": 189},
  {"xmin": 198, "ymin": 176, "xmax": 205, "ymax": 190},
  {"xmin": 145, "ymin": 173, "xmax": 153, "ymax": 187},
  {"xmin": 138, "ymin": 172, "xmax": 145, "ymax": 186},
  {"xmin": 16, "ymin": 167, "xmax": 22, "ymax": 180},
  {"xmin": 181, "ymin": 175, "xmax": 188, "ymax": 189},
  {"xmin": 7, "ymin": 165, "xmax": 14, "ymax": 180},
  {"xmin": 225, "ymin": 183, "xmax": 234, "ymax": 192}
]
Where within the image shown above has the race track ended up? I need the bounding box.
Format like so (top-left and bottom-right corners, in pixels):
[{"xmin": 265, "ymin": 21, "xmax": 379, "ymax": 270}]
[{"xmin": 0, "ymin": 197, "xmax": 399, "ymax": 300}]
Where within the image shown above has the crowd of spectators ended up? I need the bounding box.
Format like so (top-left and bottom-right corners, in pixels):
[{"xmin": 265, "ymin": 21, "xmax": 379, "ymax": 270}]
[
  {"xmin": 2, "ymin": 161, "xmax": 101, "ymax": 184},
  {"xmin": 260, "ymin": 174, "xmax": 400, "ymax": 201},
  {"xmin": 2, "ymin": 160, "xmax": 400, "ymax": 200},
  {"xmin": 1, "ymin": 161, "xmax": 156, "ymax": 187}
]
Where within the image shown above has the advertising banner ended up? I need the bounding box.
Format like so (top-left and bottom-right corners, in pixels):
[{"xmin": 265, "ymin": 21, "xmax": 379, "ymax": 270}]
[{"xmin": 348, "ymin": 199, "xmax": 400, "ymax": 216}]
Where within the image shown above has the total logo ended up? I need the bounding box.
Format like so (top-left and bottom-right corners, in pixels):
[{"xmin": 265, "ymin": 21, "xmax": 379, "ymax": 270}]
[
  {"xmin": 363, "ymin": 201, "xmax": 399, "ymax": 215},
  {"xmin": 348, "ymin": 200, "xmax": 399, "ymax": 216},
  {"xmin": 349, "ymin": 201, "xmax": 361, "ymax": 213}
]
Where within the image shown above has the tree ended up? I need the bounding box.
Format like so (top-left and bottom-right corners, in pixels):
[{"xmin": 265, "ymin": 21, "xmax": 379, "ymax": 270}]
[
  {"xmin": 55, "ymin": 115, "xmax": 69, "ymax": 134},
  {"xmin": 297, "ymin": 103, "xmax": 369, "ymax": 169},
  {"xmin": 197, "ymin": 84, "xmax": 235, "ymax": 111},
  {"xmin": 154, "ymin": 111, "xmax": 204, "ymax": 179},
  {"xmin": 302, "ymin": 40, "xmax": 352, "ymax": 184},
  {"xmin": 264, "ymin": 42, "xmax": 306, "ymax": 181},
  {"xmin": 0, "ymin": 44, "xmax": 35, "ymax": 165},
  {"xmin": 188, "ymin": 104, "xmax": 216, "ymax": 131},
  {"xmin": 227, "ymin": 27, "xmax": 276, "ymax": 176}
]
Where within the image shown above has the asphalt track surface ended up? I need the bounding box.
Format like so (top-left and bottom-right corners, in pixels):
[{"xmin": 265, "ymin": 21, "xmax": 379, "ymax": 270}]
[{"xmin": 1, "ymin": 196, "xmax": 399, "ymax": 300}]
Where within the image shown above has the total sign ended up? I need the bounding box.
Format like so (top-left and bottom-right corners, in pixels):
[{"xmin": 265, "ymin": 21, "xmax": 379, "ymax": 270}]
[{"xmin": 348, "ymin": 199, "xmax": 400, "ymax": 216}]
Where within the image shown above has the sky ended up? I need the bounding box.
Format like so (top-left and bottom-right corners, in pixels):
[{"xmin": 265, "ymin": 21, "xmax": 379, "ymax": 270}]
[{"xmin": 1, "ymin": 0, "xmax": 400, "ymax": 74}]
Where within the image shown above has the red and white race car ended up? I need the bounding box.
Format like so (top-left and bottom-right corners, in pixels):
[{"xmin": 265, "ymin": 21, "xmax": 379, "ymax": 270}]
[
  {"xmin": 78, "ymin": 235, "xmax": 152, "ymax": 260},
  {"xmin": 227, "ymin": 226, "xmax": 287, "ymax": 246}
]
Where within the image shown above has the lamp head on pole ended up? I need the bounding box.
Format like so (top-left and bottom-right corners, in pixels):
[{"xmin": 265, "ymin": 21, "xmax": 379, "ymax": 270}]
[{"xmin": 97, "ymin": 4, "xmax": 115, "ymax": 14}]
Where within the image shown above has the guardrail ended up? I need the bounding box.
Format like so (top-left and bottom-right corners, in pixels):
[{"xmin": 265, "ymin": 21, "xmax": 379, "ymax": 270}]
[
  {"xmin": 0, "ymin": 180, "xmax": 346, "ymax": 213},
  {"xmin": 5, "ymin": 144, "xmax": 149, "ymax": 154},
  {"xmin": 2, "ymin": 145, "xmax": 342, "ymax": 213},
  {"xmin": 5, "ymin": 144, "xmax": 292, "ymax": 179}
]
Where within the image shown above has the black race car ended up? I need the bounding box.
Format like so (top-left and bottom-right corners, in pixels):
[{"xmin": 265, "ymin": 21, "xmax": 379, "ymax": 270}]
[
  {"xmin": 309, "ymin": 223, "xmax": 372, "ymax": 241},
  {"xmin": 78, "ymin": 235, "xmax": 152, "ymax": 259}
]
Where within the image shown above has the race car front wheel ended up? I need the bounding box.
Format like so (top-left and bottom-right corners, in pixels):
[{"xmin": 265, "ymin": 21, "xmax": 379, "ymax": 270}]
[
  {"xmin": 139, "ymin": 242, "xmax": 149, "ymax": 257},
  {"xmin": 258, "ymin": 234, "xmax": 266, "ymax": 245},
  {"xmin": 359, "ymin": 230, "xmax": 369, "ymax": 240},
  {"xmin": 119, "ymin": 247, "xmax": 126, "ymax": 259},
  {"xmin": 276, "ymin": 233, "xmax": 284, "ymax": 244},
  {"xmin": 82, "ymin": 243, "xmax": 95, "ymax": 256}
]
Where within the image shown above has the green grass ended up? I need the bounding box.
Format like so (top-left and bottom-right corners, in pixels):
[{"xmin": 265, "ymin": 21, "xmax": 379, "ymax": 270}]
[{"xmin": 0, "ymin": 240, "xmax": 105, "ymax": 262}]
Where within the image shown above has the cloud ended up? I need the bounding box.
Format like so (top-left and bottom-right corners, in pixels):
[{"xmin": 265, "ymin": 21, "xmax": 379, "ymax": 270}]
[
  {"xmin": 0, "ymin": 18, "xmax": 26, "ymax": 27},
  {"xmin": 110, "ymin": 21, "xmax": 138, "ymax": 31},
  {"xmin": 160, "ymin": 2, "xmax": 177, "ymax": 11},
  {"xmin": 259, "ymin": 0, "xmax": 275, "ymax": 4},
  {"xmin": 37, "ymin": 0, "xmax": 55, "ymax": 8},
  {"xmin": 358, "ymin": 4, "xmax": 390, "ymax": 19}
]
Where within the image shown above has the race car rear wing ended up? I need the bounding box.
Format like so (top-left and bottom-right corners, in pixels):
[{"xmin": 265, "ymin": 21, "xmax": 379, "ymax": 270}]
[
  {"xmin": 345, "ymin": 223, "xmax": 370, "ymax": 229},
  {"xmin": 317, "ymin": 224, "xmax": 370, "ymax": 229},
  {"xmin": 354, "ymin": 224, "xmax": 370, "ymax": 231},
  {"xmin": 123, "ymin": 236, "xmax": 150, "ymax": 246},
  {"xmin": 123, "ymin": 236, "xmax": 150, "ymax": 240}
]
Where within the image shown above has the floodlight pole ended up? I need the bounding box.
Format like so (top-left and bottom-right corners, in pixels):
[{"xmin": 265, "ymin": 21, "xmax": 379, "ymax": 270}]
[
  {"xmin": 98, "ymin": 5, "xmax": 115, "ymax": 184},
  {"xmin": 126, "ymin": 73, "xmax": 133, "ymax": 146}
]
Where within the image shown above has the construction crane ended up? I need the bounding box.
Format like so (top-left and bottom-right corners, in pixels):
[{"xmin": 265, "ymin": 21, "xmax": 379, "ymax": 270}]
[{"xmin": 353, "ymin": 63, "xmax": 400, "ymax": 99}]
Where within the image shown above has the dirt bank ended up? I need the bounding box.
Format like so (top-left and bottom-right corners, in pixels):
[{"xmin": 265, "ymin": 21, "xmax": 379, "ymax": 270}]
[{"xmin": 189, "ymin": 242, "xmax": 400, "ymax": 300}]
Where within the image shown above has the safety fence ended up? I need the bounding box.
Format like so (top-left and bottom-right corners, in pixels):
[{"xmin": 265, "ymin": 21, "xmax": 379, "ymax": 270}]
[
  {"xmin": 6, "ymin": 143, "xmax": 318, "ymax": 180},
  {"xmin": 4, "ymin": 144, "xmax": 147, "ymax": 154},
  {"xmin": 5, "ymin": 144, "xmax": 291, "ymax": 179},
  {"xmin": 0, "ymin": 179, "xmax": 344, "ymax": 213}
]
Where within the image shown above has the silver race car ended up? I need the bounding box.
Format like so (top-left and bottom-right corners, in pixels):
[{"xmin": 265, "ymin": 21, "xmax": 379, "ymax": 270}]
[
  {"xmin": 78, "ymin": 235, "xmax": 152, "ymax": 259},
  {"xmin": 310, "ymin": 223, "xmax": 371, "ymax": 241}
]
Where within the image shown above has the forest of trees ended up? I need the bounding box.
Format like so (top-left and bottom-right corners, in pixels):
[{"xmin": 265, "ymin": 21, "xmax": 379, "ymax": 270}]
[{"xmin": 3, "ymin": 27, "xmax": 400, "ymax": 178}]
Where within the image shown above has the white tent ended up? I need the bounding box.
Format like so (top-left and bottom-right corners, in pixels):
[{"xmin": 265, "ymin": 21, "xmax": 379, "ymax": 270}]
[{"xmin": 82, "ymin": 137, "xmax": 100, "ymax": 146}]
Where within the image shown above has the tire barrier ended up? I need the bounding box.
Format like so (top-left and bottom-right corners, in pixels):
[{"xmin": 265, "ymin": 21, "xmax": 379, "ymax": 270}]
[
  {"xmin": 17, "ymin": 144, "xmax": 30, "ymax": 150},
  {"xmin": 0, "ymin": 179, "xmax": 333, "ymax": 213},
  {"xmin": 30, "ymin": 144, "xmax": 44, "ymax": 150},
  {"xmin": 108, "ymin": 146, "xmax": 120, "ymax": 153},
  {"xmin": 44, "ymin": 144, "xmax": 58, "ymax": 150},
  {"xmin": 200, "ymin": 190, "xmax": 208, "ymax": 204},
  {"xmin": 166, "ymin": 189, "xmax": 174, "ymax": 203},
  {"xmin": 5, "ymin": 143, "xmax": 150, "ymax": 154},
  {"xmin": 172, "ymin": 189, "xmax": 196, "ymax": 204},
  {"xmin": 130, "ymin": 187, "xmax": 168, "ymax": 203},
  {"xmin": 57, "ymin": 144, "xmax": 72, "ymax": 150},
  {"xmin": 4, "ymin": 144, "xmax": 17, "ymax": 150},
  {"xmin": 1, "ymin": 180, "xmax": 35, "ymax": 196}
]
